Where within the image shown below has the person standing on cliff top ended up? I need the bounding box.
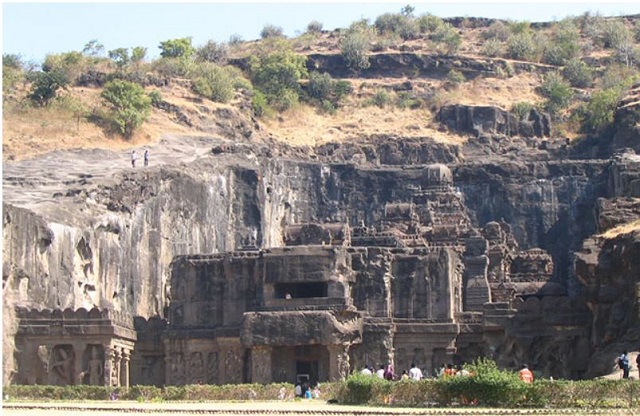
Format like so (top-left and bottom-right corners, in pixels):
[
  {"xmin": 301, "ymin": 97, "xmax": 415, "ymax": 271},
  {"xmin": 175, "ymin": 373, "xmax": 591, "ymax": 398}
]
[
  {"xmin": 131, "ymin": 150, "xmax": 137, "ymax": 168},
  {"xmin": 144, "ymin": 149, "xmax": 149, "ymax": 166}
]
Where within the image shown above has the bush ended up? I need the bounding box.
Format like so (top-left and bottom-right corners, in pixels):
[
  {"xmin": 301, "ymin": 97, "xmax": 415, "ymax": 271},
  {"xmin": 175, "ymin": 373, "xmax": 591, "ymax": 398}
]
[
  {"xmin": 152, "ymin": 57, "xmax": 194, "ymax": 78},
  {"xmin": 261, "ymin": 24, "xmax": 284, "ymax": 39},
  {"xmin": 3, "ymin": 54, "xmax": 24, "ymax": 95},
  {"xmin": 100, "ymin": 79, "xmax": 151, "ymax": 137},
  {"xmin": 539, "ymin": 71, "xmax": 573, "ymax": 114},
  {"xmin": 42, "ymin": 51, "xmax": 86, "ymax": 84},
  {"xmin": 27, "ymin": 70, "xmax": 69, "ymax": 106},
  {"xmin": 251, "ymin": 89, "xmax": 273, "ymax": 118},
  {"xmin": 228, "ymin": 34, "xmax": 243, "ymax": 47},
  {"xmin": 481, "ymin": 38, "xmax": 503, "ymax": 57},
  {"xmin": 446, "ymin": 69, "xmax": 465, "ymax": 86},
  {"xmin": 563, "ymin": 58, "xmax": 593, "ymax": 88},
  {"xmin": 191, "ymin": 63, "xmax": 236, "ymax": 103},
  {"xmin": 371, "ymin": 89, "xmax": 391, "ymax": 108},
  {"xmin": 417, "ymin": 13, "xmax": 444, "ymax": 34},
  {"xmin": 511, "ymin": 101, "xmax": 535, "ymax": 119},
  {"xmin": 483, "ymin": 21, "xmax": 511, "ymax": 41},
  {"xmin": 581, "ymin": 88, "xmax": 623, "ymax": 132},
  {"xmin": 249, "ymin": 43, "xmax": 308, "ymax": 111},
  {"xmin": 306, "ymin": 20, "xmax": 323, "ymax": 33},
  {"xmin": 340, "ymin": 21, "xmax": 373, "ymax": 70},
  {"xmin": 600, "ymin": 19, "xmax": 632, "ymax": 49},
  {"xmin": 337, "ymin": 373, "xmax": 391, "ymax": 405},
  {"xmin": 196, "ymin": 40, "xmax": 228, "ymax": 64},
  {"xmin": 508, "ymin": 20, "xmax": 532, "ymax": 35},
  {"xmin": 507, "ymin": 33, "xmax": 536, "ymax": 61},
  {"xmin": 374, "ymin": 12, "xmax": 419, "ymax": 40},
  {"xmin": 396, "ymin": 92, "xmax": 422, "ymax": 109},
  {"xmin": 159, "ymin": 37, "xmax": 195, "ymax": 59}
]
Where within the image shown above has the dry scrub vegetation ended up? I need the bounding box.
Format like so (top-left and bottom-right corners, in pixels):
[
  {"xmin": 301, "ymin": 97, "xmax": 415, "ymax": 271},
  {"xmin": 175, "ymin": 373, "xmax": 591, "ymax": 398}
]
[{"xmin": 3, "ymin": 10, "xmax": 640, "ymax": 161}]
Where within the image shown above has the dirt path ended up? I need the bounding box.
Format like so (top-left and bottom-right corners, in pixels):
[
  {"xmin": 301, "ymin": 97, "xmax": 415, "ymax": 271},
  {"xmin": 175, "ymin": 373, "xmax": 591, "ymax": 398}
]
[{"xmin": 4, "ymin": 401, "xmax": 638, "ymax": 416}]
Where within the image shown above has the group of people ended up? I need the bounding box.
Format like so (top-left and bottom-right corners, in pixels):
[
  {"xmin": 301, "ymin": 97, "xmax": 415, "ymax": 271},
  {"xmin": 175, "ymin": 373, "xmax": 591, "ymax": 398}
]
[
  {"xmin": 294, "ymin": 381, "xmax": 320, "ymax": 399},
  {"xmin": 617, "ymin": 350, "xmax": 640, "ymax": 379},
  {"xmin": 130, "ymin": 149, "xmax": 149, "ymax": 168},
  {"xmin": 360, "ymin": 362, "xmax": 535, "ymax": 383}
]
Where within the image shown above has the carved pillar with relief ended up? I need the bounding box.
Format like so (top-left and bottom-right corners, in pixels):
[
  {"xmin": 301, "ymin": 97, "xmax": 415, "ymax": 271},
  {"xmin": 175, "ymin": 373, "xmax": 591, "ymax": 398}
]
[
  {"xmin": 250, "ymin": 346, "xmax": 272, "ymax": 384},
  {"xmin": 111, "ymin": 348, "xmax": 122, "ymax": 387},
  {"xmin": 327, "ymin": 344, "xmax": 350, "ymax": 381}
]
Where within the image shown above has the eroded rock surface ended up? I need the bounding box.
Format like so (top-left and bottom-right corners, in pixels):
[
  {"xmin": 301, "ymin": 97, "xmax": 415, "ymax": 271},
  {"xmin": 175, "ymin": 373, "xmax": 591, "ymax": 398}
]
[{"xmin": 4, "ymin": 87, "xmax": 640, "ymax": 386}]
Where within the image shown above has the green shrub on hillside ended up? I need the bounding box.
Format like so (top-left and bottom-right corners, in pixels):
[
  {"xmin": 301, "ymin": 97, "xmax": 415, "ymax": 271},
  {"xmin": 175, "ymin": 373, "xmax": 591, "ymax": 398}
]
[
  {"xmin": 417, "ymin": 13, "xmax": 444, "ymax": 34},
  {"xmin": 481, "ymin": 38, "xmax": 503, "ymax": 57},
  {"xmin": 482, "ymin": 21, "xmax": 511, "ymax": 41},
  {"xmin": 152, "ymin": 56, "xmax": 194, "ymax": 78},
  {"xmin": 539, "ymin": 71, "xmax": 573, "ymax": 114},
  {"xmin": 580, "ymin": 88, "xmax": 623, "ymax": 132},
  {"xmin": 306, "ymin": 20, "xmax": 323, "ymax": 34},
  {"xmin": 563, "ymin": 58, "xmax": 594, "ymax": 88},
  {"xmin": 600, "ymin": 19, "xmax": 632, "ymax": 49},
  {"xmin": 507, "ymin": 33, "xmax": 536, "ymax": 61},
  {"xmin": 511, "ymin": 101, "xmax": 535, "ymax": 119},
  {"xmin": 191, "ymin": 63, "xmax": 237, "ymax": 103},
  {"xmin": 3, "ymin": 53, "xmax": 24, "ymax": 95},
  {"xmin": 542, "ymin": 19, "xmax": 581, "ymax": 65},
  {"xmin": 42, "ymin": 51, "xmax": 87, "ymax": 84},
  {"xmin": 340, "ymin": 21, "xmax": 373, "ymax": 70},
  {"xmin": 159, "ymin": 37, "xmax": 195, "ymax": 59},
  {"xmin": 249, "ymin": 44, "xmax": 307, "ymax": 111},
  {"xmin": 196, "ymin": 40, "xmax": 229, "ymax": 64},
  {"xmin": 374, "ymin": 12, "xmax": 419, "ymax": 40},
  {"xmin": 446, "ymin": 69, "xmax": 465, "ymax": 86},
  {"xmin": 260, "ymin": 24, "xmax": 284, "ymax": 39},
  {"xmin": 508, "ymin": 20, "xmax": 532, "ymax": 35},
  {"xmin": 27, "ymin": 70, "xmax": 69, "ymax": 106},
  {"xmin": 100, "ymin": 79, "xmax": 151, "ymax": 137}
]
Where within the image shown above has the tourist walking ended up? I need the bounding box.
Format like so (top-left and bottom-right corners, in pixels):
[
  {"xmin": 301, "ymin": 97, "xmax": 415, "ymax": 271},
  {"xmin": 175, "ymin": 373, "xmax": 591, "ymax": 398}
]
[
  {"xmin": 617, "ymin": 350, "xmax": 630, "ymax": 379},
  {"xmin": 144, "ymin": 149, "xmax": 149, "ymax": 166},
  {"xmin": 131, "ymin": 150, "xmax": 137, "ymax": 168}
]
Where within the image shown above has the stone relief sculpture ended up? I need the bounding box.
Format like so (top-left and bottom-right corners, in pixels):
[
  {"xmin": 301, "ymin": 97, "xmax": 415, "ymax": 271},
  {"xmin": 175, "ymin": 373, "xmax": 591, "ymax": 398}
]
[
  {"xmin": 49, "ymin": 345, "xmax": 75, "ymax": 385},
  {"xmin": 86, "ymin": 346, "xmax": 104, "ymax": 385}
]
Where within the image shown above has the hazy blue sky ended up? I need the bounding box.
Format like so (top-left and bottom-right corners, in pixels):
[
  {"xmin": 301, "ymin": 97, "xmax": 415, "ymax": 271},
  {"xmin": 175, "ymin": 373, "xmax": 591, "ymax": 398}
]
[{"xmin": 3, "ymin": 1, "xmax": 640, "ymax": 64}]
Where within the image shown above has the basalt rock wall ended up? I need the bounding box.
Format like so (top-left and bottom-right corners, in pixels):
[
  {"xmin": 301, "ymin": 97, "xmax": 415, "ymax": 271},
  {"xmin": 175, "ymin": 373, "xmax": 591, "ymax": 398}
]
[{"xmin": 3, "ymin": 136, "xmax": 640, "ymax": 383}]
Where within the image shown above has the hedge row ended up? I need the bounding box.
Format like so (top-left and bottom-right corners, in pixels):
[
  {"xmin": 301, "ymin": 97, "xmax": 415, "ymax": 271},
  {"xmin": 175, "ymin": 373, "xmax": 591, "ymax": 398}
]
[
  {"xmin": 334, "ymin": 374, "xmax": 640, "ymax": 408},
  {"xmin": 4, "ymin": 378, "xmax": 639, "ymax": 408}
]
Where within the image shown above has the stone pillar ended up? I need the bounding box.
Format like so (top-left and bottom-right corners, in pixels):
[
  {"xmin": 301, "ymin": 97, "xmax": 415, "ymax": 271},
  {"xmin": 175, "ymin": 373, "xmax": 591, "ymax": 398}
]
[
  {"xmin": 111, "ymin": 348, "xmax": 122, "ymax": 387},
  {"xmin": 164, "ymin": 355, "xmax": 173, "ymax": 386},
  {"xmin": 250, "ymin": 346, "xmax": 272, "ymax": 384},
  {"xmin": 104, "ymin": 345, "xmax": 113, "ymax": 386},
  {"xmin": 121, "ymin": 349, "xmax": 131, "ymax": 388},
  {"xmin": 327, "ymin": 344, "xmax": 350, "ymax": 381}
]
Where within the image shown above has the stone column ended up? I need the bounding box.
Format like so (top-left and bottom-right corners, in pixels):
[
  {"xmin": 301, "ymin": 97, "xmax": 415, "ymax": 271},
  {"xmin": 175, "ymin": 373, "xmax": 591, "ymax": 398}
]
[
  {"xmin": 250, "ymin": 346, "xmax": 272, "ymax": 384},
  {"xmin": 111, "ymin": 348, "xmax": 122, "ymax": 387},
  {"xmin": 121, "ymin": 349, "xmax": 131, "ymax": 388},
  {"xmin": 164, "ymin": 355, "xmax": 173, "ymax": 386},
  {"xmin": 327, "ymin": 344, "xmax": 350, "ymax": 381},
  {"xmin": 103, "ymin": 345, "xmax": 113, "ymax": 386}
]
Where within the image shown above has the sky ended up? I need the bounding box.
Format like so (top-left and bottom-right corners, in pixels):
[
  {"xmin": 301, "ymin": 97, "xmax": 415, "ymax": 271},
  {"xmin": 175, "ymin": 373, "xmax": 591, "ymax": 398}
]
[{"xmin": 2, "ymin": 1, "xmax": 640, "ymax": 64}]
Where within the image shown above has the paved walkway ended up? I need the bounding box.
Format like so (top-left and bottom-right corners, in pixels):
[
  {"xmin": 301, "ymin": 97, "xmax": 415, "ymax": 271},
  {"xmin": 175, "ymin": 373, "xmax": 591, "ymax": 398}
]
[{"xmin": 3, "ymin": 401, "xmax": 638, "ymax": 416}]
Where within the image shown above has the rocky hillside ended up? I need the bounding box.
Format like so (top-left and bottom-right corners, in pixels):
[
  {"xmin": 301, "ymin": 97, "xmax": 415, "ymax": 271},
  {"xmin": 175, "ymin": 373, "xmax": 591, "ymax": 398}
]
[{"xmin": 3, "ymin": 13, "xmax": 640, "ymax": 383}]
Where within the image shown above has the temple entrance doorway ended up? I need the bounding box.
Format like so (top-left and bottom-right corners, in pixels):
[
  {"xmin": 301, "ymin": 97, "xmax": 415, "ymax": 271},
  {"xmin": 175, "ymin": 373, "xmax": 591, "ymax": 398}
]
[{"xmin": 295, "ymin": 360, "xmax": 318, "ymax": 385}]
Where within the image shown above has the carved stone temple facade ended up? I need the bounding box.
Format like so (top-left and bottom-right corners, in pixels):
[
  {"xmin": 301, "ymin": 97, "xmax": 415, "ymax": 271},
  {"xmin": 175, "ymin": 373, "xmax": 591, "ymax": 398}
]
[{"xmin": 12, "ymin": 164, "xmax": 589, "ymax": 386}]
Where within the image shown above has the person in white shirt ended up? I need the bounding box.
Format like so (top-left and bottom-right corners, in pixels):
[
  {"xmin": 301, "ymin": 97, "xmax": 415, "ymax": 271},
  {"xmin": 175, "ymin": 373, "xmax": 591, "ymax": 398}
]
[
  {"xmin": 376, "ymin": 365, "xmax": 385, "ymax": 379},
  {"xmin": 408, "ymin": 363, "xmax": 423, "ymax": 380},
  {"xmin": 360, "ymin": 365, "xmax": 373, "ymax": 376}
]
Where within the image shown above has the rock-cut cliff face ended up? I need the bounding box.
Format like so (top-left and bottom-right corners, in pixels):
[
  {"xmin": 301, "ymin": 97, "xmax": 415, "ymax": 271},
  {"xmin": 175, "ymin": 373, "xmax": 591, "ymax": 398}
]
[{"xmin": 4, "ymin": 94, "xmax": 640, "ymax": 383}]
